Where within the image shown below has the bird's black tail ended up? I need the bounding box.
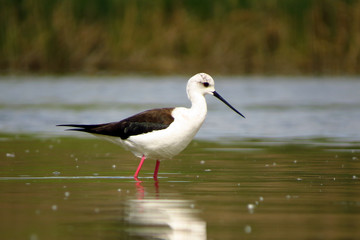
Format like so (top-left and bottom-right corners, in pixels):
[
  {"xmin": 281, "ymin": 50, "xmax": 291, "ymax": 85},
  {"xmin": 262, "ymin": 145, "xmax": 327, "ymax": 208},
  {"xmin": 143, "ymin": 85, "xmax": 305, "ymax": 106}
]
[{"xmin": 56, "ymin": 124, "xmax": 103, "ymax": 133}]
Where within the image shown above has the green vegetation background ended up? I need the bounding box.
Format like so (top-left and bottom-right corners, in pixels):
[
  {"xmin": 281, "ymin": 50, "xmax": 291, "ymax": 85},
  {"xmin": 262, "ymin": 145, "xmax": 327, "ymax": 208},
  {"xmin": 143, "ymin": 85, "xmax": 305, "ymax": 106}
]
[{"xmin": 1, "ymin": 0, "xmax": 360, "ymax": 75}]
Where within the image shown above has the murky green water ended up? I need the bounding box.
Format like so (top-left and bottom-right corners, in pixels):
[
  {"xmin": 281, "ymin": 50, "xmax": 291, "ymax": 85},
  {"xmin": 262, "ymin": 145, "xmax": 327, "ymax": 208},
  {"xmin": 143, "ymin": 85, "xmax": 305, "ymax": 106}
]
[{"xmin": 1, "ymin": 134, "xmax": 359, "ymax": 240}]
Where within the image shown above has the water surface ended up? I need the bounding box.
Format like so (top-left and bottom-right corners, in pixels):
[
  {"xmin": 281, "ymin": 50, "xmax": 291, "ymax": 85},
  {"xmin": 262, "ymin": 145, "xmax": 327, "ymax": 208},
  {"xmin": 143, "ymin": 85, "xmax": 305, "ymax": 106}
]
[
  {"xmin": 1, "ymin": 75, "xmax": 360, "ymax": 139},
  {"xmin": 0, "ymin": 76, "xmax": 359, "ymax": 239},
  {"xmin": 1, "ymin": 135, "xmax": 359, "ymax": 239}
]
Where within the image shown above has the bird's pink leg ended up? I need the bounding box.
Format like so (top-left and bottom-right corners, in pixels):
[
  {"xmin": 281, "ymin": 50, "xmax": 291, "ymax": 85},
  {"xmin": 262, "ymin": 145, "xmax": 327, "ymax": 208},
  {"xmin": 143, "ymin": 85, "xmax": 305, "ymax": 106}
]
[
  {"xmin": 134, "ymin": 155, "xmax": 146, "ymax": 180},
  {"xmin": 153, "ymin": 160, "xmax": 160, "ymax": 180}
]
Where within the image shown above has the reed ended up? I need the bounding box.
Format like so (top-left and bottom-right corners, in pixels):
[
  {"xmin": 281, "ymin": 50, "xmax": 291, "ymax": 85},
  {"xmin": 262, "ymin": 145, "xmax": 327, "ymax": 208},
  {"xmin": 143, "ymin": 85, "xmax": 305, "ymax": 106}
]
[{"xmin": 1, "ymin": 0, "xmax": 359, "ymax": 75}]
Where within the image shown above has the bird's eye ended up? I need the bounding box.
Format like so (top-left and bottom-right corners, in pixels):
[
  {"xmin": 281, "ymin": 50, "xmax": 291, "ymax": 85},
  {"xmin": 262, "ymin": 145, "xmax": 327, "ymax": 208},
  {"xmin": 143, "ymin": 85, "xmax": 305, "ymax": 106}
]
[{"xmin": 203, "ymin": 82, "xmax": 209, "ymax": 87}]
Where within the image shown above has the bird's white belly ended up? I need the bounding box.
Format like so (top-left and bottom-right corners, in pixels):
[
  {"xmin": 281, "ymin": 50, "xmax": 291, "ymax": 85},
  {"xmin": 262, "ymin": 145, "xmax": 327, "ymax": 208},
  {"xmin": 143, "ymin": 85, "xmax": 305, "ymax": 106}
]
[
  {"xmin": 99, "ymin": 107, "xmax": 206, "ymax": 159},
  {"xmin": 127, "ymin": 118, "xmax": 202, "ymax": 159}
]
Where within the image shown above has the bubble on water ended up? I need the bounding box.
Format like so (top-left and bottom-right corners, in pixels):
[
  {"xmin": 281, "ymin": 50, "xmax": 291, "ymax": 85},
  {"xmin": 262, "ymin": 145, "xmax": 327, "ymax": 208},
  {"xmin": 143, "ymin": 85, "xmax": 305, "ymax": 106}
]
[
  {"xmin": 64, "ymin": 192, "xmax": 70, "ymax": 197},
  {"xmin": 6, "ymin": 153, "xmax": 15, "ymax": 158},
  {"xmin": 247, "ymin": 204, "xmax": 255, "ymax": 213},
  {"xmin": 200, "ymin": 160, "xmax": 205, "ymax": 164},
  {"xmin": 247, "ymin": 204, "xmax": 255, "ymax": 209},
  {"xmin": 51, "ymin": 205, "xmax": 58, "ymax": 211},
  {"xmin": 204, "ymin": 169, "xmax": 211, "ymax": 172},
  {"xmin": 244, "ymin": 225, "xmax": 252, "ymax": 234},
  {"xmin": 293, "ymin": 160, "xmax": 297, "ymax": 163},
  {"xmin": 112, "ymin": 164, "xmax": 116, "ymax": 169},
  {"xmin": 353, "ymin": 175, "xmax": 358, "ymax": 179},
  {"xmin": 259, "ymin": 196, "xmax": 264, "ymax": 202},
  {"xmin": 117, "ymin": 188, "xmax": 122, "ymax": 192},
  {"xmin": 296, "ymin": 178, "xmax": 302, "ymax": 181},
  {"xmin": 30, "ymin": 233, "xmax": 39, "ymax": 240}
]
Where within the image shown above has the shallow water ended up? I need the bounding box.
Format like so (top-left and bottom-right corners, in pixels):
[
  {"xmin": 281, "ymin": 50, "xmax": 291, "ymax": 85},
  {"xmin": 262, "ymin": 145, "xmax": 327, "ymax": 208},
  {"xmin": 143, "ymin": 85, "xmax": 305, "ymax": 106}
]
[
  {"xmin": 0, "ymin": 76, "xmax": 360, "ymax": 239},
  {"xmin": 0, "ymin": 135, "xmax": 359, "ymax": 240}
]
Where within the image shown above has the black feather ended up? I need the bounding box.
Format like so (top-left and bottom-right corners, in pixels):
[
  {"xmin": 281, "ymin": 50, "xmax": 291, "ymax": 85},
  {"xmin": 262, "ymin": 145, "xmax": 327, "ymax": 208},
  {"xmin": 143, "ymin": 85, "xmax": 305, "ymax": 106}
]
[{"xmin": 57, "ymin": 108, "xmax": 174, "ymax": 139}]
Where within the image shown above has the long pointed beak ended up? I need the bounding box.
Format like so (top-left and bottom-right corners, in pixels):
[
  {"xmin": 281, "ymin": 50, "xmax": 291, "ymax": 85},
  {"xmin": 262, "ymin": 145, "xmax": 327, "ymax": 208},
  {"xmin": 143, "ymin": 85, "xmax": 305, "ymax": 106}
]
[{"xmin": 213, "ymin": 91, "xmax": 245, "ymax": 118}]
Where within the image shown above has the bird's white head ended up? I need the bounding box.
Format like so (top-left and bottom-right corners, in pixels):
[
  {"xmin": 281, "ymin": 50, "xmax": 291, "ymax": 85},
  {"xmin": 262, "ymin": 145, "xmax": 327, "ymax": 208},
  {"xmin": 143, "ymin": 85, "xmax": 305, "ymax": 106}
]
[
  {"xmin": 186, "ymin": 73, "xmax": 246, "ymax": 118},
  {"xmin": 186, "ymin": 73, "xmax": 215, "ymax": 98}
]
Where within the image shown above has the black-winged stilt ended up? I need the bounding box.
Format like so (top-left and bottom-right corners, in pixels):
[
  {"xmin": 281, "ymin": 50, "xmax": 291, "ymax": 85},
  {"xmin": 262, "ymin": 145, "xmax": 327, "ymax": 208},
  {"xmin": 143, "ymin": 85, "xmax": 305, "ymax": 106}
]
[{"xmin": 58, "ymin": 73, "xmax": 245, "ymax": 180}]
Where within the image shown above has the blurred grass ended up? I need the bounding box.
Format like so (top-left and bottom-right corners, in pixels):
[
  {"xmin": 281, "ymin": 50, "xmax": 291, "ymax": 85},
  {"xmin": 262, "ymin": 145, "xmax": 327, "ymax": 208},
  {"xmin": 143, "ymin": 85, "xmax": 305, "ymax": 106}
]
[{"xmin": 1, "ymin": 0, "xmax": 360, "ymax": 75}]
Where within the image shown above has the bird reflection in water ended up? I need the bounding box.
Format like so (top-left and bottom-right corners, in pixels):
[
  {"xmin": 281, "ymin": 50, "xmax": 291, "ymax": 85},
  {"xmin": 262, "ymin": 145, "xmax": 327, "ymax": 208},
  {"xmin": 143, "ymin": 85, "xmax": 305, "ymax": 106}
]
[{"xmin": 125, "ymin": 181, "xmax": 207, "ymax": 239}]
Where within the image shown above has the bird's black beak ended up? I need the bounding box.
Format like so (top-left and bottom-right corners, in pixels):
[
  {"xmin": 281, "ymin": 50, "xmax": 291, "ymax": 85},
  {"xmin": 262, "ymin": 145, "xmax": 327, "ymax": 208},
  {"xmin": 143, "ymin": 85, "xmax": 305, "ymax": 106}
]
[{"xmin": 213, "ymin": 91, "xmax": 245, "ymax": 118}]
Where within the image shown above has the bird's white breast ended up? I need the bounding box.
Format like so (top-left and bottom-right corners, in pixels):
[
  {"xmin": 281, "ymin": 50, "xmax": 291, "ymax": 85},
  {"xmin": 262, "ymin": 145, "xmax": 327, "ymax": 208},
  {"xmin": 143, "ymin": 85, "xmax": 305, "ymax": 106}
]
[{"xmin": 118, "ymin": 107, "xmax": 206, "ymax": 159}]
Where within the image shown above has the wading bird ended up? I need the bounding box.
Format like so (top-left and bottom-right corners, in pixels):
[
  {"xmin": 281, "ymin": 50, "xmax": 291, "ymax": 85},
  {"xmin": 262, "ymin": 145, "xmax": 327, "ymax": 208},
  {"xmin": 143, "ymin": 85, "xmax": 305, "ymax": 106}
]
[{"xmin": 58, "ymin": 73, "xmax": 245, "ymax": 180}]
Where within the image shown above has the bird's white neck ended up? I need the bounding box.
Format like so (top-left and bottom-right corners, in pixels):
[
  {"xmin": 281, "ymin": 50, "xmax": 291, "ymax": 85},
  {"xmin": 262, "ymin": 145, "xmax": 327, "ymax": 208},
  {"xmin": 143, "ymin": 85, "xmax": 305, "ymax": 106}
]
[{"xmin": 188, "ymin": 92, "xmax": 208, "ymax": 120}]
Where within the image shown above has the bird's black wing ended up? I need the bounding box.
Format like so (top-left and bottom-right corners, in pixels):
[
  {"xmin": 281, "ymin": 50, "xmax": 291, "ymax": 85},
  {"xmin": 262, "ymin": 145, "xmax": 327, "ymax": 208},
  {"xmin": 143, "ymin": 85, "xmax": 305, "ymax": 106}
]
[{"xmin": 58, "ymin": 108, "xmax": 175, "ymax": 140}]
